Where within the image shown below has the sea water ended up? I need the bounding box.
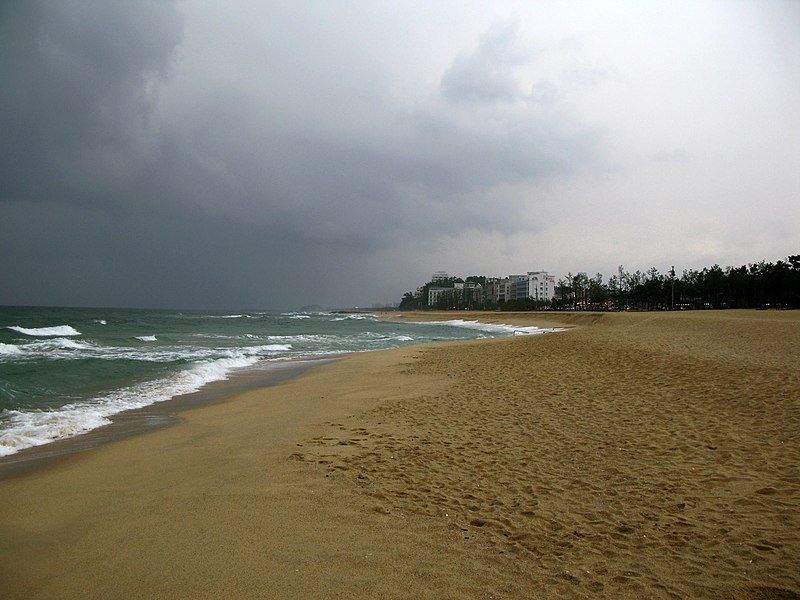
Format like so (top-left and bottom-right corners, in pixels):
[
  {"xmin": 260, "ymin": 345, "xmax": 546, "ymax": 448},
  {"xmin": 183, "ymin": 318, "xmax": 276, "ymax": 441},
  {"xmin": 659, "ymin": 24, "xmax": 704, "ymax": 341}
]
[{"xmin": 0, "ymin": 306, "xmax": 555, "ymax": 456}]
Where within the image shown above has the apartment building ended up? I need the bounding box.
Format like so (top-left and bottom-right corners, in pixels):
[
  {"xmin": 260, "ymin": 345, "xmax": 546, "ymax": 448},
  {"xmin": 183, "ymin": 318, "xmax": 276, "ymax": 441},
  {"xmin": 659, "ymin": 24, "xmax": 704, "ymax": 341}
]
[
  {"xmin": 423, "ymin": 270, "xmax": 553, "ymax": 307},
  {"xmin": 519, "ymin": 271, "xmax": 556, "ymax": 301},
  {"xmin": 428, "ymin": 287, "xmax": 451, "ymax": 306},
  {"xmin": 484, "ymin": 278, "xmax": 513, "ymax": 303},
  {"xmin": 485, "ymin": 272, "xmax": 555, "ymax": 303}
]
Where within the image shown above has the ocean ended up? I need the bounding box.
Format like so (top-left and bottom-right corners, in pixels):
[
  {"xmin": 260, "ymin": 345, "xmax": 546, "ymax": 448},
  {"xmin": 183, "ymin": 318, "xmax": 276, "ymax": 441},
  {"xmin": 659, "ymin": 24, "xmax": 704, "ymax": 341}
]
[{"xmin": 0, "ymin": 306, "xmax": 555, "ymax": 457}]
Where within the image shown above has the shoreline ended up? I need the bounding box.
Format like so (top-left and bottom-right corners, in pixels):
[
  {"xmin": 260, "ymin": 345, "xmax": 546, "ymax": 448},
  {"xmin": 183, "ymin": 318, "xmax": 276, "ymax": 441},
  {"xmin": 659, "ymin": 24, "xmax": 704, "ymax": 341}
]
[
  {"xmin": 1, "ymin": 310, "xmax": 797, "ymax": 598},
  {"xmin": 0, "ymin": 314, "xmax": 565, "ymax": 479},
  {"xmin": 0, "ymin": 356, "xmax": 332, "ymax": 480}
]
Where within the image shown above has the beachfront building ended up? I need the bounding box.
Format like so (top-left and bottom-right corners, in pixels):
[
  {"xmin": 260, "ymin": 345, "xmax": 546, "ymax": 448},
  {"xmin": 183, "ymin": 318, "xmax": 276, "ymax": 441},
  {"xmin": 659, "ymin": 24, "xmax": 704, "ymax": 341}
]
[
  {"xmin": 426, "ymin": 281, "xmax": 484, "ymax": 309},
  {"xmin": 509, "ymin": 275, "xmax": 526, "ymax": 300},
  {"xmin": 500, "ymin": 278, "xmax": 512, "ymax": 302},
  {"xmin": 428, "ymin": 287, "xmax": 451, "ymax": 307},
  {"xmin": 483, "ymin": 278, "xmax": 498, "ymax": 303},
  {"xmin": 514, "ymin": 271, "xmax": 556, "ymax": 301},
  {"xmin": 529, "ymin": 271, "xmax": 556, "ymax": 301},
  {"xmin": 411, "ymin": 270, "xmax": 554, "ymax": 309},
  {"xmin": 462, "ymin": 281, "xmax": 484, "ymax": 308},
  {"xmin": 485, "ymin": 278, "xmax": 513, "ymax": 304},
  {"xmin": 485, "ymin": 272, "xmax": 556, "ymax": 304}
]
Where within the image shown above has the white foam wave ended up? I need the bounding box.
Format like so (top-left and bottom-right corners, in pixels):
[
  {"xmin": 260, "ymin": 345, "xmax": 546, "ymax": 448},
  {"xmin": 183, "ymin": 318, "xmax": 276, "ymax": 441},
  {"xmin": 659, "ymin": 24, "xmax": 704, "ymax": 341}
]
[
  {"xmin": 5, "ymin": 338, "xmax": 292, "ymax": 364},
  {"xmin": 95, "ymin": 319, "xmax": 107, "ymax": 325},
  {"xmin": 329, "ymin": 313, "xmax": 376, "ymax": 321},
  {"xmin": 0, "ymin": 354, "xmax": 262, "ymax": 457},
  {"xmin": 1, "ymin": 337, "xmax": 97, "ymax": 361},
  {"xmin": 0, "ymin": 342, "xmax": 23, "ymax": 356},
  {"xmin": 191, "ymin": 333, "xmax": 259, "ymax": 339},
  {"xmin": 423, "ymin": 319, "xmax": 563, "ymax": 336},
  {"xmin": 135, "ymin": 335, "xmax": 157, "ymax": 342},
  {"xmin": 7, "ymin": 325, "xmax": 81, "ymax": 337},
  {"xmin": 33, "ymin": 338, "xmax": 96, "ymax": 351},
  {"xmin": 288, "ymin": 315, "xmax": 311, "ymax": 319},
  {"xmin": 267, "ymin": 334, "xmax": 334, "ymax": 342},
  {"xmin": 241, "ymin": 344, "xmax": 292, "ymax": 355}
]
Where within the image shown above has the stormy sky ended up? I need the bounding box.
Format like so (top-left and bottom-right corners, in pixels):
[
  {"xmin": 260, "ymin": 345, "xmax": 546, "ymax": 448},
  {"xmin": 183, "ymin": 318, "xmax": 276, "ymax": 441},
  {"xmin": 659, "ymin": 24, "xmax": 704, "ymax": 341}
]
[{"xmin": 1, "ymin": 1, "xmax": 798, "ymax": 309}]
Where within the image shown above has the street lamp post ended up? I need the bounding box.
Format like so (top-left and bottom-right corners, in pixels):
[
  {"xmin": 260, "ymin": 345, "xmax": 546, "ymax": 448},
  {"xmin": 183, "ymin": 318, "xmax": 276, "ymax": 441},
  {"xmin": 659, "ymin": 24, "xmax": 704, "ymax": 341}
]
[{"xmin": 670, "ymin": 265, "xmax": 675, "ymax": 310}]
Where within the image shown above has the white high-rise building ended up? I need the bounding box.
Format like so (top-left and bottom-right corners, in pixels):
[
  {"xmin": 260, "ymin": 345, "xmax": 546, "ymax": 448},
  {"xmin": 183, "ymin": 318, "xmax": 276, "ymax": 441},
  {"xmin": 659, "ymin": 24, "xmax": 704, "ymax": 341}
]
[
  {"xmin": 524, "ymin": 271, "xmax": 556, "ymax": 301},
  {"xmin": 509, "ymin": 271, "xmax": 556, "ymax": 301}
]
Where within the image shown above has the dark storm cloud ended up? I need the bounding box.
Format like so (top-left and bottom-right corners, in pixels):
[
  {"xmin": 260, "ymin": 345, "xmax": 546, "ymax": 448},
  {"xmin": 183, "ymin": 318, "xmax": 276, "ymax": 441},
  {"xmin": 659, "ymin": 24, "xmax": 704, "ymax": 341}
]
[
  {"xmin": 0, "ymin": 2, "xmax": 600, "ymax": 308},
  {"xmin": 0, "ymin": 1, "xmax": 182, "ymax": 204},
  {"xmin": 3, "ymin": 2, "xmax": 798, "ymax": 308}
]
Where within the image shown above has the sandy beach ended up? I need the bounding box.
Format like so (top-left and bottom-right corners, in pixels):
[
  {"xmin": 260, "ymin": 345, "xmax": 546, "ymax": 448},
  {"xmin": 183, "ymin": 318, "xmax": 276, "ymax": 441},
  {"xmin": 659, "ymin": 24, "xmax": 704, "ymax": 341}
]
[{"xmin": 1, "ymin": 310, "xmax": 798, "ymax": 598}]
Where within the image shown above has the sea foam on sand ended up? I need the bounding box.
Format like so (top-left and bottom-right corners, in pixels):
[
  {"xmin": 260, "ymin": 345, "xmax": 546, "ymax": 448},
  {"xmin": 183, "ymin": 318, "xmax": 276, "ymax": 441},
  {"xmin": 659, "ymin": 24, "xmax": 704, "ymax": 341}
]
[
  {"xmin": 423, "ymin": 319, "xmax": 564, "ymax": 336},
  {"xmin": 0, "ymin": 353, "xmax": 272, "ymax": 456}
]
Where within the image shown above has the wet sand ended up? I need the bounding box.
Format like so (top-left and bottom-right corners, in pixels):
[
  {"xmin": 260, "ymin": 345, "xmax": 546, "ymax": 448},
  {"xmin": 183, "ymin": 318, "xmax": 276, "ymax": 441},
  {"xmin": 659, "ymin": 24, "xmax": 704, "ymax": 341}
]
[
  {"xmin": 1, "ymin": 310, "xmax": 798, "ymax": 598},
  {"xmin": 0, "ymin": 358, "xmax": 327, "ymax": 479}
]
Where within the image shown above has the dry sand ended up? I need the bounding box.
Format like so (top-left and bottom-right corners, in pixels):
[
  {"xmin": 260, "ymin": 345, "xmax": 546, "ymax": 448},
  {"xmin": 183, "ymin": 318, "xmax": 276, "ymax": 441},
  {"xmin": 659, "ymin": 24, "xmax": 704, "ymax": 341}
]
[{"xmin": 1, "ymin": 310, "xmax": 798, "ymax": 598}]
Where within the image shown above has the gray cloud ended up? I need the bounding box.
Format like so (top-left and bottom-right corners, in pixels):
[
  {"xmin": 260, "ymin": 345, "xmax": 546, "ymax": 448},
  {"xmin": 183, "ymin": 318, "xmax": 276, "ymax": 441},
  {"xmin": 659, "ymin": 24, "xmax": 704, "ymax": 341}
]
[
  {"xmin": 440, "ymin": 22, "xmax": 532, "ymax": 104},
  {"xmin": 1, "ymin": 1, "xmax": 797, "ymax": 308},
  {"xmin": 1, "ymin": 3, "xmax": 599, "ymax": 308},
  {"xmin": 0, "ymin": 1, "xmax": 182, "ymax": 205}
]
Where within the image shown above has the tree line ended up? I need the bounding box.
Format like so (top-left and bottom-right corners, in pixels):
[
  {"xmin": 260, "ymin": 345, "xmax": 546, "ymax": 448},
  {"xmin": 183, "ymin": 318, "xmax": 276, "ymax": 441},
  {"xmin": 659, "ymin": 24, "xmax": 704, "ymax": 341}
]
[
  {"xmin": 399, "ymin": 276, "xmax": 487, "ymax": 311},
  {"xmin": 398, "ymin": 255, "xmax": 800, "ymax": 311}
]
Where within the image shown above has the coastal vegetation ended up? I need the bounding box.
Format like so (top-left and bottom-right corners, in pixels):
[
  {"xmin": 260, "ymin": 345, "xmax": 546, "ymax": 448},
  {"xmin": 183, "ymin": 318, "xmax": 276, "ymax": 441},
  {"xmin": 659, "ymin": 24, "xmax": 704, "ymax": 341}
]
[{"xmin": 398, "ymin": 255, "xmax": 800, "ymax": 311}]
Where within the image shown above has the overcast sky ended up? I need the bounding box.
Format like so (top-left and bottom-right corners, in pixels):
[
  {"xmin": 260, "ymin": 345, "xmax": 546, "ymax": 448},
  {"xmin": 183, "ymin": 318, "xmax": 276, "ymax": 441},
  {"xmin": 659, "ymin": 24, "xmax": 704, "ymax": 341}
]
[{"xmin": 1, "ymin": 1, "xmax": 798, "ymax": 309}]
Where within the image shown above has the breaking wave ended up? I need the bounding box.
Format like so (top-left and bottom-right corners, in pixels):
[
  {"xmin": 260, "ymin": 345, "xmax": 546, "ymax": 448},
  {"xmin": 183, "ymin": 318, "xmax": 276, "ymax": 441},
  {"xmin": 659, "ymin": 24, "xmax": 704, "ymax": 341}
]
[
  {"xmin": 0, "ymin": 339, "xmax": 292, "ymax": 364},
  {"xmin": 0, "ymin": 342, "xmax": 23, "ymax": 356},
  {"xmin": 7, "ymin": 325, "xmax": 81, "ymax": 337},
  {"xmin": 0, "ymin": 354, "xmax": 263, "ymax": 457},
  {"xmin": 329, "ymin": 313, "xmax": 377, "ymax": 321}
]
